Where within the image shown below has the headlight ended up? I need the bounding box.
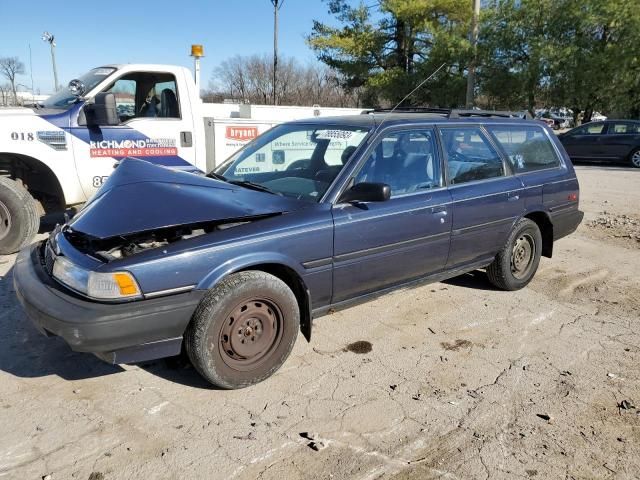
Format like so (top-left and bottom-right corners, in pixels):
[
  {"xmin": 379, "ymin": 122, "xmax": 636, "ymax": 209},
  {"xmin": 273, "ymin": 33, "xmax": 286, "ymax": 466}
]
[
  {"xmin": 52, "ymin": 256, "xmax": 142, "ymax": 300},
  {"xmin": 52, "ymin": 256, "xmax": 89, "ymax": 294}
]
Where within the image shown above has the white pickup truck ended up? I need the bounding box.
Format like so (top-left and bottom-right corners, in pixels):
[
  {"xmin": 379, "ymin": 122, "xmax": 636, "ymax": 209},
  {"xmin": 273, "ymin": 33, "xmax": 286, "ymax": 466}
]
[{"xmin": 0, "ymin": 63, "xmax": 365, "ymax": 253}]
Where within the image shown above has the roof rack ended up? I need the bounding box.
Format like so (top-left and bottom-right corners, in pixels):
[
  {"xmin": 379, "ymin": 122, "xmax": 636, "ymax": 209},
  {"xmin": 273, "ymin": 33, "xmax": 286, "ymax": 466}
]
[{"xmin": 365, "ymin": 107, "xmax": 532, "ymax": 120}]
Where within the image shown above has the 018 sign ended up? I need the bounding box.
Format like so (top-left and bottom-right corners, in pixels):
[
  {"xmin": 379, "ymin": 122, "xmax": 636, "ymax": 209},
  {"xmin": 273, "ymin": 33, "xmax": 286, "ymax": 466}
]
[{"xmin": 10, "ymin": 132, "xmax": 35, "ymax": 141}]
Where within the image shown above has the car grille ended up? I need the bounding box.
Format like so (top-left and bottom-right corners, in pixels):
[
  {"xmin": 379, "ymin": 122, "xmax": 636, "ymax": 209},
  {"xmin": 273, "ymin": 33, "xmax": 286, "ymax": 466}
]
[{"xmin": 43, "ymin": 242, "xmax": 56, "ymax": 276}]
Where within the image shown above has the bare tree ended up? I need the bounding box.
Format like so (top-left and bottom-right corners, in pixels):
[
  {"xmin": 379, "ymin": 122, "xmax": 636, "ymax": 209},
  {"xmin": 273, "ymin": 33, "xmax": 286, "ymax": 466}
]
[
  {"xmin": 0, "ymin": 57, "xmax": 25, "ymax": 105},
  {"xmin": 0, "ymin": 83, "xmax": 10, "ymax": 106},
  {"xmin": 208, "ymin": 54, "xmax": 359, "ymax": 107}
]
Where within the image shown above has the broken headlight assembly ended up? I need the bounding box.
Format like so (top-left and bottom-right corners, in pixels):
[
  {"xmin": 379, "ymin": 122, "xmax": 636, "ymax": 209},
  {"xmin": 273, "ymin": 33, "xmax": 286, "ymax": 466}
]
[{"xmin": 52, "ymin": 256, "xmax": 142, "ymax": 300}]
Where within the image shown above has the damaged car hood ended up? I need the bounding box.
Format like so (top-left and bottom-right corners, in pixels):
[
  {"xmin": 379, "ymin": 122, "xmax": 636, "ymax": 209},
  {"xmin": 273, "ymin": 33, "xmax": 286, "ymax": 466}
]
[{"xmin": 68, "ymin": 158, "xmax": 305, "ymax": 239}]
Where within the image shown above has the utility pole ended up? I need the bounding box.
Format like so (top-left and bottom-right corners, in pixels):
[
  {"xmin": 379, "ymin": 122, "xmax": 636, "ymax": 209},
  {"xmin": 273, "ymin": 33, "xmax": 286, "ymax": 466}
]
[
  {"xmin": 29, "ymin": 44, "xmax": 35, "ymax": 105},
  {"xmin": 271, "ymin": 0, "xmax": 284, "ymax": 105},
  {"xmin": 465, "ymin": 0, "xmax": 480, "ymax": 108},
  {"xmin": 42, "ymin": 32, "xmax": 59, "ymax": 92}
]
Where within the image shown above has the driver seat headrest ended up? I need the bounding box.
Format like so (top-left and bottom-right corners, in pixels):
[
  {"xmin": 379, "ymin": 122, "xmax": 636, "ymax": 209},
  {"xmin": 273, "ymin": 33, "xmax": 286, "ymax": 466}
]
[
  {"xmin": 341, "ymin": 146, "xmax": 357, "ymax": 164},
  {"xmin": 160, "ymin": 89, "xmax": 179, "ymax": 118}
]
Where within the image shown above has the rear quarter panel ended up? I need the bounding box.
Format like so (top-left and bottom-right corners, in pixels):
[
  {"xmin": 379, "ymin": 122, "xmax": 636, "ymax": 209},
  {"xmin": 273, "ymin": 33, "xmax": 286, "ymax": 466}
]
[{"xmin": 543, "ymin": 131, "xmax": 580, "ymax": 211}]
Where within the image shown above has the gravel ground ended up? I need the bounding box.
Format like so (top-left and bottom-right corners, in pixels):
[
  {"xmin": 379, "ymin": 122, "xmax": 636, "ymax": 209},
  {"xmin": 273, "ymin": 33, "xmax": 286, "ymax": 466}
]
[{"xmin": 0, "ymin": 164, "xmax": 638, "ymax": 480}]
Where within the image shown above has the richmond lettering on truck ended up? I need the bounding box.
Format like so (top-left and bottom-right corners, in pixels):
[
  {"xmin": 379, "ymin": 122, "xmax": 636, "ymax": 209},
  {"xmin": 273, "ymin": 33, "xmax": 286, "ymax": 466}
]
[{"xmin": 0, "ymin": 63, "xmax": 365, "ymax": 255}]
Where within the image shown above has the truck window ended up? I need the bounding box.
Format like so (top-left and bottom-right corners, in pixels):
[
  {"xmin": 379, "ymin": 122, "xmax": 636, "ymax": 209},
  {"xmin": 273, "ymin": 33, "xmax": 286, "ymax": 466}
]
[
  {"xmin": 487, "ymin": 125, "xmax": 560, "ymax": 172},
  {"xmin": 42, "ymin": 67, "xmax": 116, "ymax": 110},
  {"xmin": 440, "ymin": 127, "xmax": 504, "ymax": 185},
  {"xmin": 103, "ymin": 72, "xmax": 180, "ymax": 122}
]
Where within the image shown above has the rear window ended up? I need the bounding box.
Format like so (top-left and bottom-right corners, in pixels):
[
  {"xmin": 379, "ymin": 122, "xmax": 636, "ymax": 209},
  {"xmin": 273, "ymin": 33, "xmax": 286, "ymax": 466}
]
[{"xmin": 487, "ymin": 125, "xmax": 561, "ymax": 173}]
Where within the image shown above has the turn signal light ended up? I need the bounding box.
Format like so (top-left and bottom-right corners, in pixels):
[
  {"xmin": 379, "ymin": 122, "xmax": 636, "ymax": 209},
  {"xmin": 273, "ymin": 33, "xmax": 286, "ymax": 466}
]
[{"xmin": 114, "ymin": 272, "xmax": 139, "ymax": 296}]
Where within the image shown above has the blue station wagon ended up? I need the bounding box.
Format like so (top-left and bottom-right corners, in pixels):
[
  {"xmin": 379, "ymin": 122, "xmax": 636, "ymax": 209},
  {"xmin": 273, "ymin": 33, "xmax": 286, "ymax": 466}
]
[{"xmin": 14, "ymin": 110, "xmax": 583, "ymax": 388}]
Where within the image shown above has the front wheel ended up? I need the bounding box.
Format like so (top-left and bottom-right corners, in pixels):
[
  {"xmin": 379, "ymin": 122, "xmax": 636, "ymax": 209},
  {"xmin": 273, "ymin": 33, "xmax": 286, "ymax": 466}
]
[
  {"xmin": 486, "ymin": 218, "xmax": 542, "ymax": 291},
  {"xmin": 628, "ymin": 148, "xmax": 640, "ymax": 168},
  {"xmin": 185, "ymin": 271, "xmax": 300, "ymax": 389},
  {"xmin": 0, "ymin": 177, "xmax": 40, "ymax": 255}
]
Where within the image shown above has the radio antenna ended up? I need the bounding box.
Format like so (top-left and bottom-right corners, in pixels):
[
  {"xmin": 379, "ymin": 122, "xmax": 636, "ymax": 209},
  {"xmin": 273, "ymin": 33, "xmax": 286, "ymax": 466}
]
[{"xmin": 373, "ymin": 62, "xmax": 447, "ymax": 133}]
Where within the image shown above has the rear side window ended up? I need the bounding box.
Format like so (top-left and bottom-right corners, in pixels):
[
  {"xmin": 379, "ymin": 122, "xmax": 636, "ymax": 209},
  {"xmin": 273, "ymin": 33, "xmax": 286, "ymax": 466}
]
[
  {"xmin": 439, "ymin": 127, "xmax": 504, "ymax": 185},
  {"xmin": 487, "ymin": 125, "xmax": 561, "ymax": 173},
  {"xmin": 572, "ymin": 123, "xmax": 604, "ymax": 135},
  {"xmin": 608, "ymin": 122, "xmax": 640, "ymax": 134}
]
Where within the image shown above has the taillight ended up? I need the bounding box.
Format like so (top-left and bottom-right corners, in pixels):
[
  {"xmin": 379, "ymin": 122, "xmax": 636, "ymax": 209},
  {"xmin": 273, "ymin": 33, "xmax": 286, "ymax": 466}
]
[{"xmin": 568, "ymin": 193, "xmax": 578, "ymax": 202}]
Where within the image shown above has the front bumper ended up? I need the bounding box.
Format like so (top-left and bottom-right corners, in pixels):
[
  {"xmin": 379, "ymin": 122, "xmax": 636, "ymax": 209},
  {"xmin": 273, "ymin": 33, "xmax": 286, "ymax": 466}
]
[{"xmin": 13, "ymin": 243, "xmax": 205, "ymax": 363}]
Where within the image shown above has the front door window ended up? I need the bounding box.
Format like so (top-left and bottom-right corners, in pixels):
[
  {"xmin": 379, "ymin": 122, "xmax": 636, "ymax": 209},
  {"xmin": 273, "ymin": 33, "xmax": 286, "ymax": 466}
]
[
  {"xmin": 354, "ymin": 129, "xmax": 442, "ymax": 196},
  {"xmin": 104, "ymin": 72, "xmax": 180, "ymax": 122}
]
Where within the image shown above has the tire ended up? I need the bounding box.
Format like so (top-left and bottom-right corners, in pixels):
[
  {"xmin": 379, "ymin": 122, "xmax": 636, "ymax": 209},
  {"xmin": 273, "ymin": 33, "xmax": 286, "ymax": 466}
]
[
  {"xmin": 0, "ymin": 177, "xmax": 41, "ymax": 255},
  {"xmin": 486, "ymin": 218, "xmax": 542, "ymax": 291},
  {"xmin": 628, "ymin": 148, "xmax": 640, "ymax": 168},
  {"xmin": 185, "ymin": 271, "xmax": 300, "ymax": 389}
]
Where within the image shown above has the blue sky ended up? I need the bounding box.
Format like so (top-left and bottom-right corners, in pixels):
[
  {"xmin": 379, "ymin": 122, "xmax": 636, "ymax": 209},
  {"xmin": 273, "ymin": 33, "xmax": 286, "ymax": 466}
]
[{"xmin": 0, "ymin": 0, "xmax": 341, "ymax": 94}]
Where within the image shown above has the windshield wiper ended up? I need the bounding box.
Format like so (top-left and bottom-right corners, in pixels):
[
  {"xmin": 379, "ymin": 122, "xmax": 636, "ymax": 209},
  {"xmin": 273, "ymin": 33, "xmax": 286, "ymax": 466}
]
[
  {"xmin": 207, "ymin": 171, "xmax": 227, "ymax": 182},
  {"xmin": 228, "ymin": 180, "xmax": 281, "ymax": 195}
]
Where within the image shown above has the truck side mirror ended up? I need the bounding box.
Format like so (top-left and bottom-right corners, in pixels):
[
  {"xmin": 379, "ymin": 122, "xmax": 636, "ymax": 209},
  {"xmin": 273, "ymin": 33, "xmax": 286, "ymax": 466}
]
[{"xmin": 85, "ymin": 93, "xmax": 119, "ymax": 127}]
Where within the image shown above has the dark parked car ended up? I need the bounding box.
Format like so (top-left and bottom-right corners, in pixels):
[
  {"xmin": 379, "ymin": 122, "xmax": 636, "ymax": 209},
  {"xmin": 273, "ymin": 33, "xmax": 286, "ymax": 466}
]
[
  {"xmin": 559, "ymin": 120, "xmax": 640, "ymax": 168},
  {"xmin": 14, "ymin": 111, "xmax": 583, "ymax": 388}
]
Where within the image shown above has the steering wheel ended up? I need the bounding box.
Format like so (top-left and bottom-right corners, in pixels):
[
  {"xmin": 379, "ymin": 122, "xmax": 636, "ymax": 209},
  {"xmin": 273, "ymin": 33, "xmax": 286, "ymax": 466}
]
[
  {"xmin": 448, "ymin": 150, "xmax": 467, "ymax": 162},
  {"xmin": 286, "ymin": 159, "xmax": 311, "ymax": 171}
]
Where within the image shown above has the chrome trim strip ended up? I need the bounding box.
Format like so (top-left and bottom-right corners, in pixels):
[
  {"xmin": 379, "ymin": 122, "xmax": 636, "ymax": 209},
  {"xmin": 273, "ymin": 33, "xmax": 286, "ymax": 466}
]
[
  {"xmin": 452, "ymin": 216, "xmax": 516, "ymax": 236},
  {"xmin": 332, "ymin": 202, "xmax": 450, "ymax": 225},
  {"xmin": 333, "ymin": 231, "xmax": 450, "ymax": 264},
  {"xmin": 302, "ymin": 258, "xmax": 332, "ymax": 269},
  {"xmin": 549, "ymin": 203, "xmax": 578, "ymax": 214},
  {"xmin": 145, "ymin": 285, "xmax": 196, "ymax": 298}
]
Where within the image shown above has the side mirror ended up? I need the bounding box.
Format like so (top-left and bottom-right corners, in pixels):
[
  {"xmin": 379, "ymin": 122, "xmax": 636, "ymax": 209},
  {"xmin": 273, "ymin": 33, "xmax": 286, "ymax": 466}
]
[
  {"xmin": 85, "ymin": 92, "xmax": 119, "ymax": 127},
  {"xmin": 68, "ymin": 79, "xmax": 86, "ymax": 97},
  {"xmin": 339, "ymin": 182, "xmax": 391, "ymax": 203}
]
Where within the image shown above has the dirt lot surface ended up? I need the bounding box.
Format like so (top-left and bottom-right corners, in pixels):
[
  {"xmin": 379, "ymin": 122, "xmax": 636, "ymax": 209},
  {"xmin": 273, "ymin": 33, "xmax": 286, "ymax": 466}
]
[{"xmin": 0, "ymin": 164, "xmax": 638, "ymax": 480}]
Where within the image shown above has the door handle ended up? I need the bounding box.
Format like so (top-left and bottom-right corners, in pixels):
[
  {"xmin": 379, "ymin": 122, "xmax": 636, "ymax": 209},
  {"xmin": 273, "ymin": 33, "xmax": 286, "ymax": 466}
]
[
  {"xmin": 180, "ymin": 131, "xmax": 193, "ymax": 147},
  {"xmin": 507, "ymin": 193, "xmax": 520, "ymax": 202},
  {"xmin": 431, "ymin": 205, "xmax": 448, "ymax": 214}
]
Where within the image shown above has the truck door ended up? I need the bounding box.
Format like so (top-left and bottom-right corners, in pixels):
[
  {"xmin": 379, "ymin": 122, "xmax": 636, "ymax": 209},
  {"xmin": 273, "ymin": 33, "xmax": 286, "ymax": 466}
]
[{"xmin": 69, "ymin": 70, "xmax": 196, "ymax": 199}]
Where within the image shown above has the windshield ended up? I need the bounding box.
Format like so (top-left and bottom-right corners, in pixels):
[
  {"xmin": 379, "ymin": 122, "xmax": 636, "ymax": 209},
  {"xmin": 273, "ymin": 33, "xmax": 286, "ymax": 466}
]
[
  {"xmin": 215, "ymin": 123, "xmax": 370, "ymax": 202},
  {"xmin": 41, "ymin": 67, "xmax": 117, "ymax": 110}
]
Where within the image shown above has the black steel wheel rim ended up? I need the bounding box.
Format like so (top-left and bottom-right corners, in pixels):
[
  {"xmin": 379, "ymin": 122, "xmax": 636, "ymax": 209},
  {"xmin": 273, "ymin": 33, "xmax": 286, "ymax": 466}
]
[
  {"xmin": 218, "ymin": 298, "xmax": 284, "ymax": 372},
  {"xmin": 511, "ymin": 233, "xmax": 535, "ymax": 280}
]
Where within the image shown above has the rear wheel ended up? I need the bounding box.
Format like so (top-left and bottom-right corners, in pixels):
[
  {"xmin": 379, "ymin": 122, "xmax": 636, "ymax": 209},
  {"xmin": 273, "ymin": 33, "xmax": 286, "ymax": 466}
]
[
  {"xmin": 185, "ymin": 271, "xmax": 300, "ymax": 389},
  {"xmin": 0, "ymin": 177, "xmax": 40, "ymax": 255},
  {"xmin": 487, "ymin": 218, "xmax": 542, "ymax": 291},
  {"xmin": 628, "ymin": 148, "xmax": 640, "ymax": 168}
]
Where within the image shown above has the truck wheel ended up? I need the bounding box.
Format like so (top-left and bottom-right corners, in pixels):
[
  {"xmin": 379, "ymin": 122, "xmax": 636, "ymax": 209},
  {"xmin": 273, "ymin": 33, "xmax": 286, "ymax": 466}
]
[
  {"xmin": 185, "ymin": 271, "xmax": 300, "ymax": 389},
  {"xmin": 0, "ymin": 177, "xmax": 41, "ymax": 255},
  {"xmin": 628, "ymin": 148, "xmax": 640, "ymax": 168},
  {"xmin": 486, "ymin": 218, "xmax": 542, "ymax": 291}
]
